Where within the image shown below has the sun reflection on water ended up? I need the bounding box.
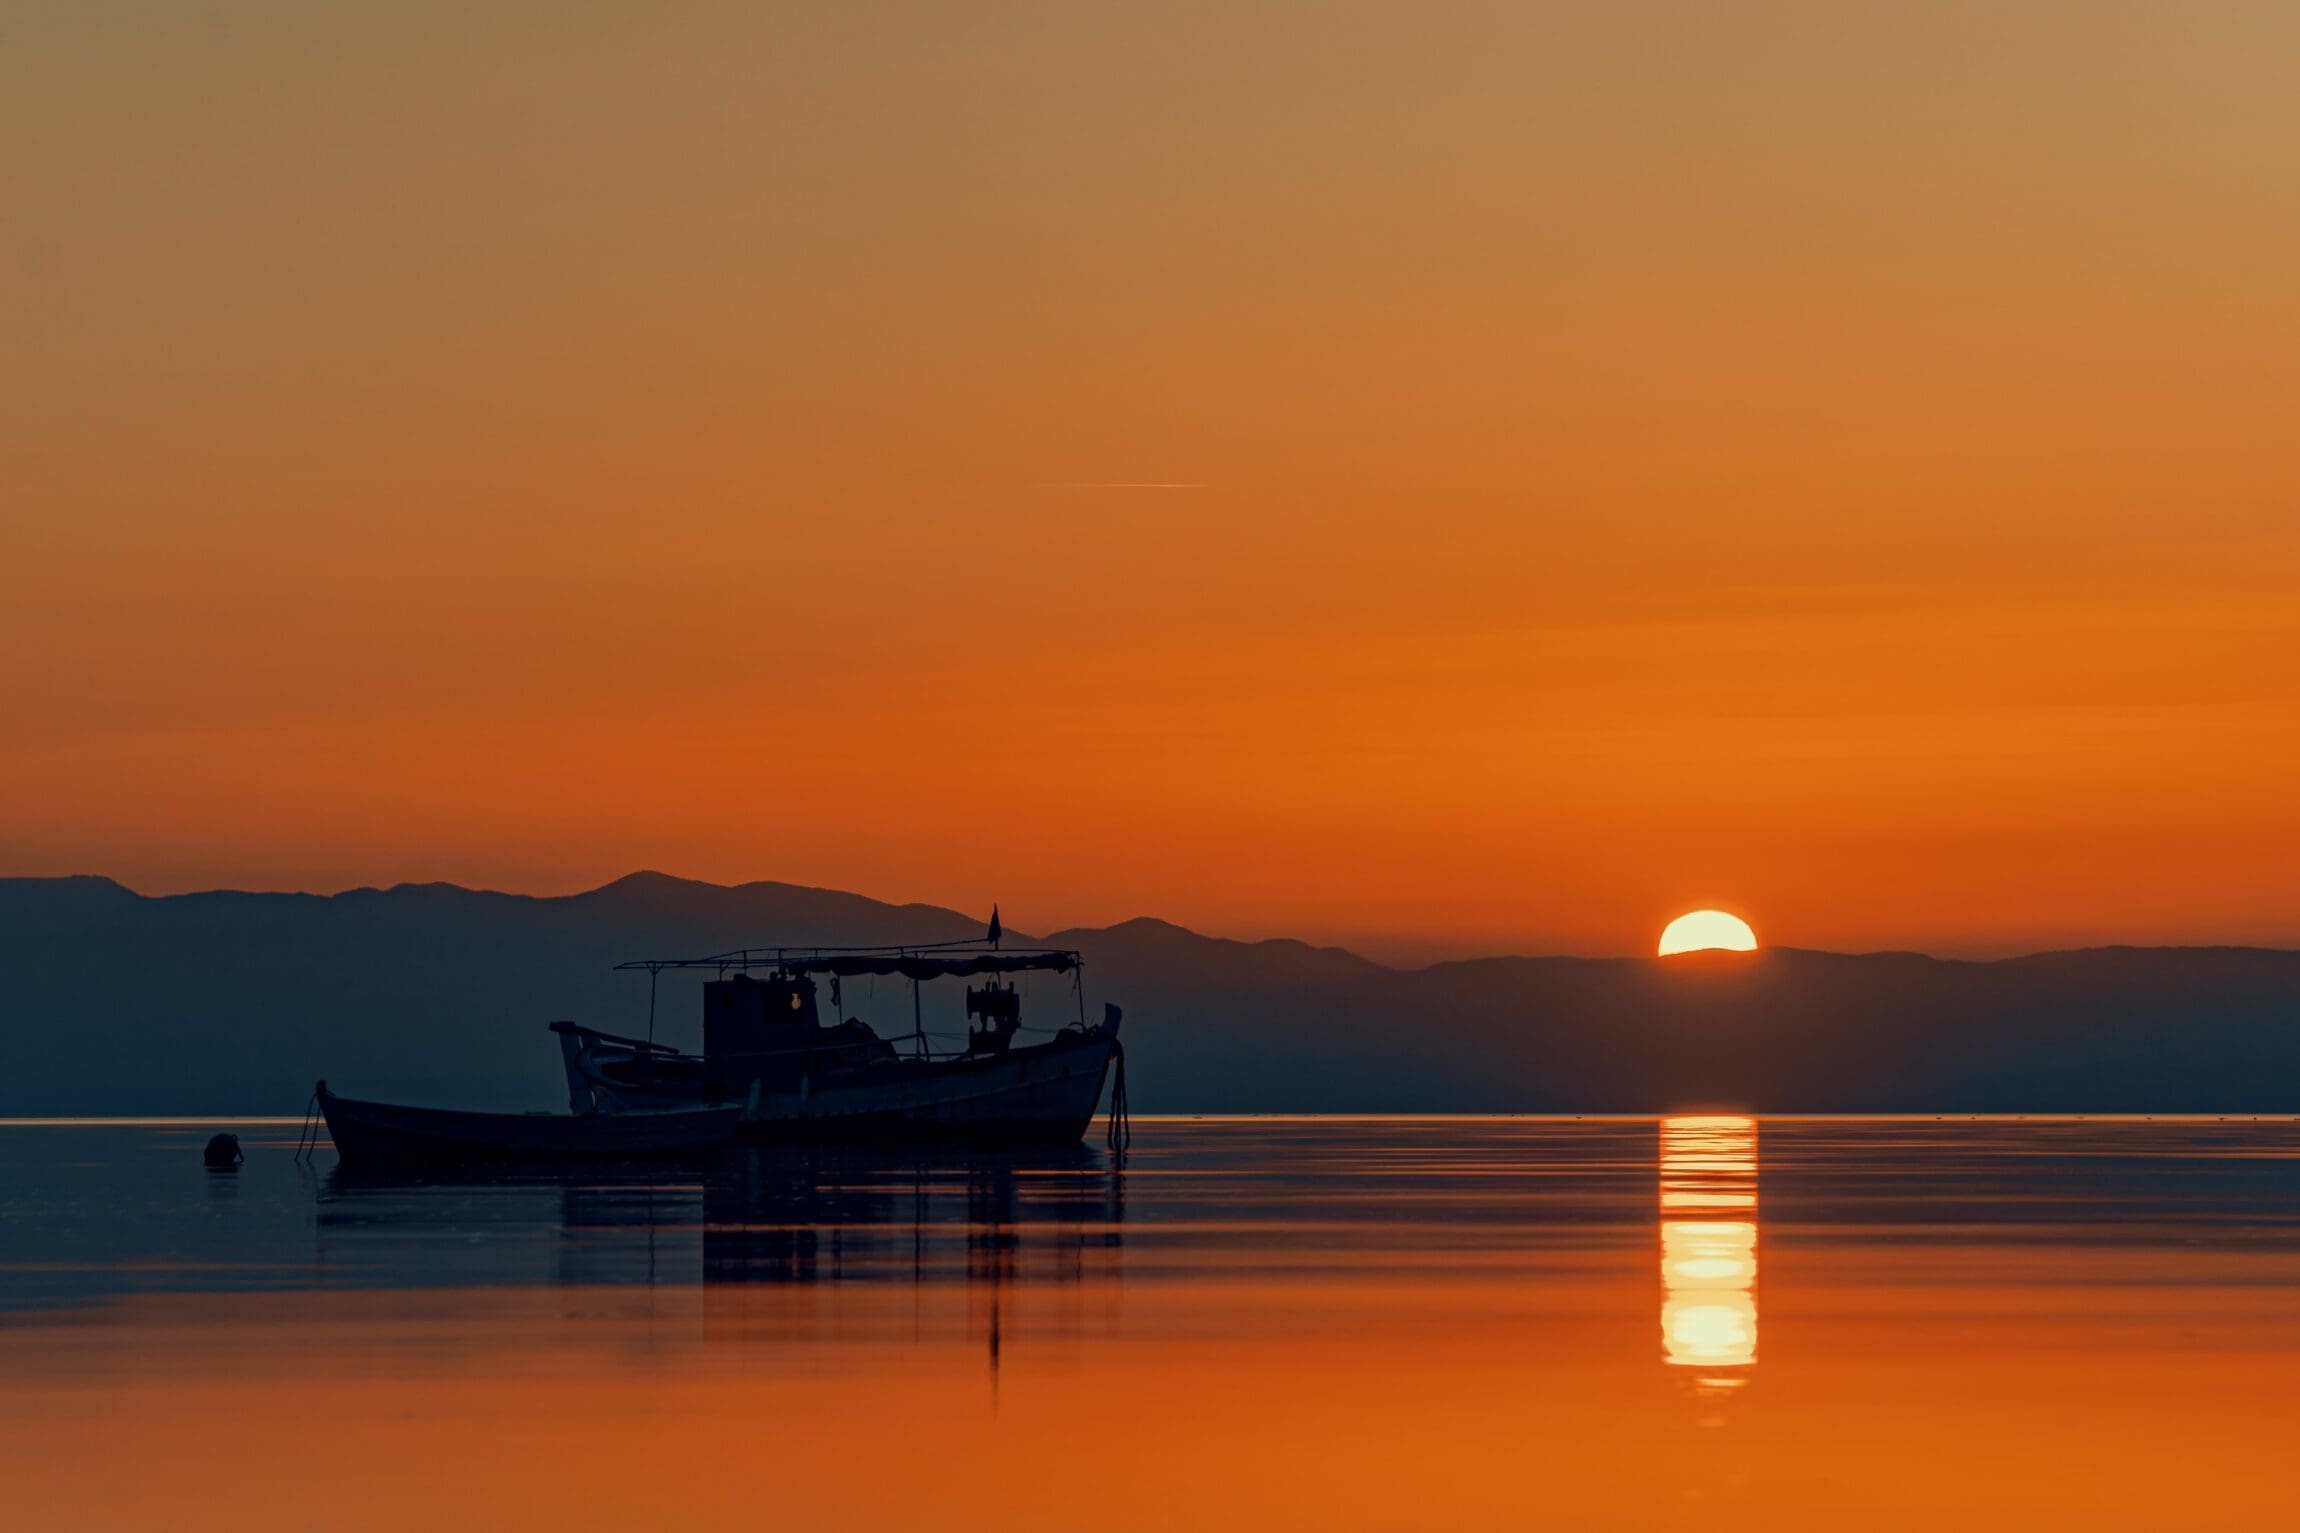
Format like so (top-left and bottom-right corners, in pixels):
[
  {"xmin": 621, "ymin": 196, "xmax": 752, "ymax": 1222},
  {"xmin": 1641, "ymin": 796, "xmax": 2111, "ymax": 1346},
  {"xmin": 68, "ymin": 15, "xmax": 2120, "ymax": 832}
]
[{"xmin": 1659, "ymin": 1114, "xmax": 1758, "ymax": 1385}]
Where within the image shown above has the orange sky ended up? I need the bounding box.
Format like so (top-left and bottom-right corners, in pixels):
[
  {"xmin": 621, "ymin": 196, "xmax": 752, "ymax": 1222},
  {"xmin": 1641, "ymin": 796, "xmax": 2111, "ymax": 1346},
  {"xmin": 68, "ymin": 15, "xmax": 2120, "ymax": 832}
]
[{"xmin": 5, "ymin": 4, "xmax": 2299, "ymax": 957}]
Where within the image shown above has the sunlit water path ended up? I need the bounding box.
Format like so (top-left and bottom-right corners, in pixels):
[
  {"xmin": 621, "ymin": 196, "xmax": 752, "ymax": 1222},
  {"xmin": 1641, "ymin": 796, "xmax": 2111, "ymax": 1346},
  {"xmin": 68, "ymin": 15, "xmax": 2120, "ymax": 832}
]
[{"xmin": 4, "ymin": 1116, "xmax": 2299, "ymax": 1528}]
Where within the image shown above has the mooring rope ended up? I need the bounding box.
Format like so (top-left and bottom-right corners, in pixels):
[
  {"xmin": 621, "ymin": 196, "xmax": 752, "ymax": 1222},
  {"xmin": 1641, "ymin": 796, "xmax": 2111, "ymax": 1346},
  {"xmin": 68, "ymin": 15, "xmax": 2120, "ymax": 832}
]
[
  {"xmin": 1105, "ymin": 1039, "xmax": 1132, "ymax": 1154},
  {"xmin": 292, "ymin": 1085, "xmax": 321, "ymax": 1162}
]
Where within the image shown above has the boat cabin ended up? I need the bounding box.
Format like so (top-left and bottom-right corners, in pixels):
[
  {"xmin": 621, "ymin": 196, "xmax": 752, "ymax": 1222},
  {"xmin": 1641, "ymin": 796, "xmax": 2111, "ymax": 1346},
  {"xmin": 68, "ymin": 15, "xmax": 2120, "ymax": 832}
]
[{"xmin": 701, "ymin": 972, "xmax": 827, "ymax": 1091}]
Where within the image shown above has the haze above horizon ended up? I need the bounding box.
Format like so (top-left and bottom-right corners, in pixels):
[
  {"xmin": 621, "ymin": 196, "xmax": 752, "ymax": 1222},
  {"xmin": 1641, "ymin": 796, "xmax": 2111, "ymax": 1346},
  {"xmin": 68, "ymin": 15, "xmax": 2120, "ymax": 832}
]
[{"xmin": 7, "ymin": 4, "xmax": 2300, "ymax": 958}]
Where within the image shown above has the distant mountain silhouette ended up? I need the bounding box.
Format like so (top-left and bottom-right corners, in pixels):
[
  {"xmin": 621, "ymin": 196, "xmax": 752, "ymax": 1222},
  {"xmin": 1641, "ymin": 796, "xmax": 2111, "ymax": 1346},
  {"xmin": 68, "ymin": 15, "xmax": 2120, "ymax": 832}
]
[{"xmin": 3, "ymin": 874, "xmax": 2297, "ymax": 1114}]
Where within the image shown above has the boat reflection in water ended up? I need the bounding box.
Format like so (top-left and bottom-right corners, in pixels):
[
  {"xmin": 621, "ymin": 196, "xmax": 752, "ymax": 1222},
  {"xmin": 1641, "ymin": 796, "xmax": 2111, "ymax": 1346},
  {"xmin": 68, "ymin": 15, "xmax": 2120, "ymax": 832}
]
[
  {"xmin": 1658, "ymin": 1114, "xmax": 1758, "ymax": 1388},
  {"xmin": 318, "ymin": 1145, "xmax": 1125, "ymax": 1375}
]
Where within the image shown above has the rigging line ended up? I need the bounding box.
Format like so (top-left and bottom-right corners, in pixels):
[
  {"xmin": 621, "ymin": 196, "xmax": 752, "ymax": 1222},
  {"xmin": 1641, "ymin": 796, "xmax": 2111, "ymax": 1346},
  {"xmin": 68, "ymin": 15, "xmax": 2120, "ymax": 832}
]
[
  {"xmin": 292, "ymin": 1087, "xmax": 320, "ymax": 1162},
  {"xmin": 1106, "ymin": 1041, "xmax": 1131, "ymax": 1156}
]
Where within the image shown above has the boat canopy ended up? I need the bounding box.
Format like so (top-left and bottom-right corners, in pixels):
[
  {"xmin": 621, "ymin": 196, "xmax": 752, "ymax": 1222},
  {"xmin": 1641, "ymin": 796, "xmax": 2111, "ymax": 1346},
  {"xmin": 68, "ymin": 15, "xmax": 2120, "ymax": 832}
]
[
  {"xmin": 615, "ymin": 945, "xmax": 1078, "ymax": 981},
  {"xmin": 774, "ymin": 950, "xmax": 1074, "ymax": 980}
]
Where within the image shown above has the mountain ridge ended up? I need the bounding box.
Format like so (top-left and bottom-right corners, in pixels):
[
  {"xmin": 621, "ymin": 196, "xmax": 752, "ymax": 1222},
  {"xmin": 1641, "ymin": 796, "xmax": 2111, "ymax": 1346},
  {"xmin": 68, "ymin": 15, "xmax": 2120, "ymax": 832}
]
[
  {"xmin": 9, "ymin": 870, "xmax": 2291, "ymax": 968},
  {"xmin": 5, "ymin": 873, "xmax": 2298, "ymax": 1116}
]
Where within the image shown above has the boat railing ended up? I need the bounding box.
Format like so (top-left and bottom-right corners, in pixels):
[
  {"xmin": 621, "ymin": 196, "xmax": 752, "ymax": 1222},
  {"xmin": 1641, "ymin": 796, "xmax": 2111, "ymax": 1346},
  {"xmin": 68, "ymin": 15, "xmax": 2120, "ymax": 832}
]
[
  {"xmin": 548, "ymin": 1020, "xmax": 683, "ymax": 1053},
  {"xmin": 558, "ymin": 1015, "xmax": 1098, "ymax": 1068}
]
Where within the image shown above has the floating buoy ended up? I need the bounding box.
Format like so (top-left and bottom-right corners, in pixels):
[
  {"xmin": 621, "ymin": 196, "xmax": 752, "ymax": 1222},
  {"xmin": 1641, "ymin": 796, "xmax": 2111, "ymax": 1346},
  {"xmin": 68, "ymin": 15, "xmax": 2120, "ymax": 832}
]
[{"xmin": 203, "ymin": 1132, "xmax": 243, "ymax": 1169}]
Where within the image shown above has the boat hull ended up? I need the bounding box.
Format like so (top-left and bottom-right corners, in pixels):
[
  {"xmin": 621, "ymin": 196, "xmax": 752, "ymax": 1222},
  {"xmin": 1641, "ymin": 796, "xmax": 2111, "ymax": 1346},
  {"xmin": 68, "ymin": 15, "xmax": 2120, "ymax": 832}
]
[
  {"xmin": 740, "ymin": 1032, "xmax": 1118, "ymax": 1145},
  {"xmin": 561, "ymin": 1024, "xmax": 1121, "ymax": 1147},
  {"xmin": 317, "ymin": 1086, "xmax": 743, "ymax": 1165}
]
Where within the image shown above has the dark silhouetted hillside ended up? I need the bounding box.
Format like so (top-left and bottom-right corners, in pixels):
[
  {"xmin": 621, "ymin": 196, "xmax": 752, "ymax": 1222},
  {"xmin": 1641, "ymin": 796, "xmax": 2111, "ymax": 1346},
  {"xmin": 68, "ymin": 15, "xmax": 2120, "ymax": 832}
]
[{"xmin": 2, "ymin": 875, "xmax": 2296, "ymax": 1114}]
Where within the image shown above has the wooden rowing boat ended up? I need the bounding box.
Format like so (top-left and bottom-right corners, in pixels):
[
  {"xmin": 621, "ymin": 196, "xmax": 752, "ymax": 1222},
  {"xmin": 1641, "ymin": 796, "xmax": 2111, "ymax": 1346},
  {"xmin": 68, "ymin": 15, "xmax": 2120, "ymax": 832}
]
[{"xmin": 314, "ymin": 1080, "xmax": 742, "ymax": 1164}]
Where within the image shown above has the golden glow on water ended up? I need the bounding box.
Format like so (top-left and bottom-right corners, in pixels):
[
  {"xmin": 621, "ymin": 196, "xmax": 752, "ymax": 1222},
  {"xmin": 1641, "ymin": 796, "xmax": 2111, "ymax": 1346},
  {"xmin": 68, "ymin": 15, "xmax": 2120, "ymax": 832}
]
[{"xmin": 1660, "ymin": 1114, "xmax": 1758, "ymax": 1380}]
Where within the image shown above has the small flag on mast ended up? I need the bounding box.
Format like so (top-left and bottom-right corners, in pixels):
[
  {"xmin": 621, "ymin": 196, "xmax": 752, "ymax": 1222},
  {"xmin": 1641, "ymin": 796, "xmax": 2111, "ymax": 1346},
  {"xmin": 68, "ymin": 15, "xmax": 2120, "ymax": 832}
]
[{"xmin": 988, "ymin": 905, "xmax": 1002, "ymax": 947}]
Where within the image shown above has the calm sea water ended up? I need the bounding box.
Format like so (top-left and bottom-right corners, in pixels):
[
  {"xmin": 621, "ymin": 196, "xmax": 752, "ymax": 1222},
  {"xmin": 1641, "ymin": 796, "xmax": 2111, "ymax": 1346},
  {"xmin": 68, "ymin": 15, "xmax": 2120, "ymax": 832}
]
[{"xmin": 4, "ymin": 1116, "xmax": 2300, "ymax": 1528}]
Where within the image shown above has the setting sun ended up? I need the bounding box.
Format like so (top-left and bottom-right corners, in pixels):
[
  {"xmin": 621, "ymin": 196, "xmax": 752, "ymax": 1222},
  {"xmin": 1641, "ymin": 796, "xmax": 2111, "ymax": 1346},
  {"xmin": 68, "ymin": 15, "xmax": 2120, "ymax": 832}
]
[{"xmin": 1657, "ymin": 910, "xmax": 1759, "ymax": 956}]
